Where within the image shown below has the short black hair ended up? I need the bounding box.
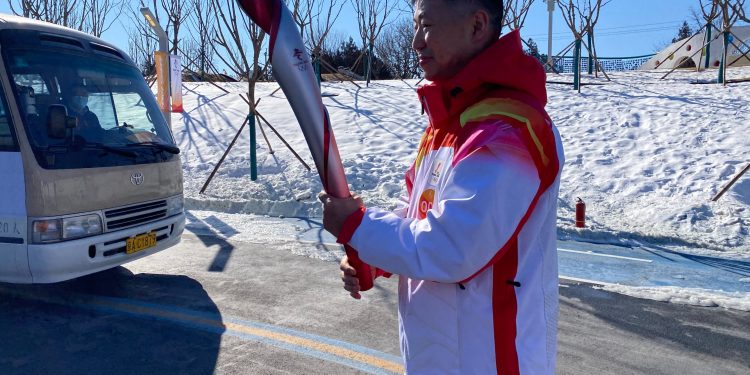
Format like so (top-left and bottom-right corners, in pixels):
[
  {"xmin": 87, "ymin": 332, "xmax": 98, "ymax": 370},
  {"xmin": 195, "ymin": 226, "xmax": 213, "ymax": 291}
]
[{"xmin": 413, "ymin": 0, "xmax": 504, "ymax": 37}]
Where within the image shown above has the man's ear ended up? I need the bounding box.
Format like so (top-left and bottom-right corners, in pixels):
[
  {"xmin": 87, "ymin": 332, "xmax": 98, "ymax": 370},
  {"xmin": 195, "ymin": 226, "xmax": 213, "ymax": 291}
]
[{"xmin": 471, "ymin": 9, "xmax": 491, "ymax": 42}]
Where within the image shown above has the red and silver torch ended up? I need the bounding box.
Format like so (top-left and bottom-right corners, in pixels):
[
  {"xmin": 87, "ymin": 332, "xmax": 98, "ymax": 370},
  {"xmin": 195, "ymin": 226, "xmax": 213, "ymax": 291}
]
[{"xmin": 237, "ymin": 0, "xmax": 375, "ymax": 291}]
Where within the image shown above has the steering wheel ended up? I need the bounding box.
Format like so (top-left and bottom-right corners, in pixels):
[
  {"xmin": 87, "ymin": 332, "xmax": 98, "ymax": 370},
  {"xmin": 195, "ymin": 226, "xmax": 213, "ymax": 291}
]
[
  {"xmin": 112, "ymin": 122, "xmax": 134, "ymax": 131},
  {"xmin": 106, "ymin": 123, "xmax": 135, "ymax": 139}
]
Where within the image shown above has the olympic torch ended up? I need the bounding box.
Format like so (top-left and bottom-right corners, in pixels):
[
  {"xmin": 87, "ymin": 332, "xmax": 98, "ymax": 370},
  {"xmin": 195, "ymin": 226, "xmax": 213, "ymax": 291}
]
[{"xmin": 237, "ymin": 0, "xmax": 375, "ymax": 292}]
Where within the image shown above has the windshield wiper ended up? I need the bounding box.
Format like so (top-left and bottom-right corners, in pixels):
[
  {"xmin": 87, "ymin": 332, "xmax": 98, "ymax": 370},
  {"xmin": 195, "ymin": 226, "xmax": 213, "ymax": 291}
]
[
  {"xmin": 127, "ymin": 142, "xmax": 180, "ymax": 154},
  {"xmin": 82, "ymin": 143, "xmax": 139, "ymax": 158}
]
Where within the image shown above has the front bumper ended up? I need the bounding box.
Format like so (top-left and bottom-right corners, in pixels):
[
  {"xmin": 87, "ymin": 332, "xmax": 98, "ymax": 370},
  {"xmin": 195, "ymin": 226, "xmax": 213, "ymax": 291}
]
[{"xmin": 26, "ymin": 213, "xmax": 185, "ymax": 283}]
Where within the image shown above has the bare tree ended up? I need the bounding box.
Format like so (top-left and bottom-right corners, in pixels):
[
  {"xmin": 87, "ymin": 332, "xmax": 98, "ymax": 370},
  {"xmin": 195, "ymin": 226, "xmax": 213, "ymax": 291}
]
[
  {"xmin": 126, "ymin": 25, "xmax": 157, "ymax": 76},
  {"xmin": 183, "ymin": 0, "xmax": 215, "ymax": 78},
  {"xmin": 136, "ymin": 0, "xmax": 191, "ymax": 55},
  {"xmin": 557, "ymin": 0, "xmax": 586, "ymax": 40},
  {"xmin": 698, "ymin": 0, "xmax": 721, "ymax": 28},
  {"xmin": 735, "ymin": 0, "xmax": 749, "ymax": 22},
  {"xmin": 352, "ymin": 0, "xmax": 394, "ymax": 83},
  {"xmin": 8, "ymin": 0, "xmax": 85, "ymax": 29},
  {"xmin": 160, "ymin": 0, "xmax": 191, "ymax": 55},
  {"xmin": 715, "ymin": 0, "xmax": 746, "ymax": 83},
  {"xmin": 8, "ymin": 0, "xmax": 129, "ymax": 38},
  {"xmin": 305, "ymin": 0, "xmax": 345, "ymax": 54},
  {"xmin": 124, "ymin": 3, "xmax": 159, "ymax": 76},
  {"xmin": 376, "ymin": 17, "xmax": 420, "ymax": 79},
  {"xmin": 286, "ymin": 0, "xmax": 313, "ymax": 36},
  {"xmin": 82, "ymin": 0, "xmax": 126, "ymax": 37},
  {"xmin": 503, "ymin": 0, "xmax": 536, "ymax": 31},
  {"xmin": 557, "ymin": 0, "xmax": 588, "ymax": 90},
  {"xmin": 581, "ymin": 0, "xmax": 611, "ymax": 77},
  {"xmin": 694, "ymin": 0, "xmax": 722, "ymax": 70},
  {"xmin": 718, "ymin": 0, "xmax": 743, "ymax": 27},
  {"xmin": 211, "ymin": 0, "xmax": 266, "ymax": 106},
  {"xmin": 321, "ymin": 29, "xmax": 347, "ymax": 55}
]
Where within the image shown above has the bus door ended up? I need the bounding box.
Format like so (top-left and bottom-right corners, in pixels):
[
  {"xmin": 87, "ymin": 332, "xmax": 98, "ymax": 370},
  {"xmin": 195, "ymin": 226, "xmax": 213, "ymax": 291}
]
[{"xmin": 0, "ymin": 62, "xmax": 30, "ymax": 283}]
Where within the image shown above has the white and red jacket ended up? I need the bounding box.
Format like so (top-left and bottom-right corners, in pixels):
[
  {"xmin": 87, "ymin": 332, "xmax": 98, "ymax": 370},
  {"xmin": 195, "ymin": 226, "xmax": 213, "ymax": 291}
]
[{"xmin": 338, "ymin": 30, "xmax": 564, "ymax": 375}]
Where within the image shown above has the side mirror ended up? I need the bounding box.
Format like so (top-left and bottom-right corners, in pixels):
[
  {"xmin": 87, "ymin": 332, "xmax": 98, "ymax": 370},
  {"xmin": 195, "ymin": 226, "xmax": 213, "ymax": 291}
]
[{"xmin": 47, "ymin": 104, "xmax": 77, "ymax": 139}]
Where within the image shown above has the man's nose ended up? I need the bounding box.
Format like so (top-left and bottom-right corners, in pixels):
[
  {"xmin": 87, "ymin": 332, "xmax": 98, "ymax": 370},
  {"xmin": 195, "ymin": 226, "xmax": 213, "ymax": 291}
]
[{"xmin": 412, "ymin": 30, "xmax": 425, "ymax": 52}]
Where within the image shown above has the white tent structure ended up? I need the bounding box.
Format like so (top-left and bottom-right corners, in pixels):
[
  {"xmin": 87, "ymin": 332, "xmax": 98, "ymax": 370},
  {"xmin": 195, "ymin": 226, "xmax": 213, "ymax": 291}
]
[{"xmin": 641, "ymin": 25, "xmax": 750, "ymax": 70}]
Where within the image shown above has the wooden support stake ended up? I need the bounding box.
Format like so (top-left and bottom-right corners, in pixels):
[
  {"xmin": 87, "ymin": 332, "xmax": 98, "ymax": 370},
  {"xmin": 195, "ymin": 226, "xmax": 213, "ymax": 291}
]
[
  {"xmin": 712, "ymin": 163, "xmax": 750, "ymax": 202},
  {"xmin": 653, "ymin": 25, "xmax": 708, "ymax": 70},
  {"xmin": 256, "ymin": 114, "xmax": 274, "ymax": 154},
  {"xmin": 255, "ymin": 111, "xmax": 312, "ymax": 172},
  {"xmin": 661, "ymin": 29, "xmax": 723, "ymax": 80},
  {"xmin": 200, "ymin": 116, "xmax": 250, "ymax": 194}
]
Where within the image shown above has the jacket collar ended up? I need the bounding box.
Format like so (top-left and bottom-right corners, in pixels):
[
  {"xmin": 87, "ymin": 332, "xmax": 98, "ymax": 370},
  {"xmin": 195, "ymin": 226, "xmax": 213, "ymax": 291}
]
[{"xmin": 417, "ymin": 29, "xmax": 548, "ymax": 128}]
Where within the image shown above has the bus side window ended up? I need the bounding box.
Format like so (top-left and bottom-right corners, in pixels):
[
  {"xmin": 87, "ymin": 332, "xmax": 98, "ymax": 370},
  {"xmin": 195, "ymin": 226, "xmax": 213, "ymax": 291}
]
[{"xmin": 0, "ymin": 84, "xmax": 18, "ymax": 151}]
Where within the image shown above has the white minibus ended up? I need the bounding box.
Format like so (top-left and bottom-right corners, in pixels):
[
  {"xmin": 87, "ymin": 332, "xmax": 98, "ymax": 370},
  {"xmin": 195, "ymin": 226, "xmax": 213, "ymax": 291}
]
[{"xmin": 0, "ymin": 15, "xmax": 184, "ymax": 283}]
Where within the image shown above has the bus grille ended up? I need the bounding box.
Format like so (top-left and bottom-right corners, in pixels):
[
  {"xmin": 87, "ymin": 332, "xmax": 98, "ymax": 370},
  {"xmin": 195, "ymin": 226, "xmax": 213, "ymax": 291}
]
[{"xmin": 104, "ymin": 200, "xmax": 168, "ymax": 231}]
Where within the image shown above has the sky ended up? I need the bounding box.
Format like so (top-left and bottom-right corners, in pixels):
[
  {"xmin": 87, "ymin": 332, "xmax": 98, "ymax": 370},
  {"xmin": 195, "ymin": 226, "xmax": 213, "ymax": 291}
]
[{"xmin": 1, "ymin": 0, "xmax": 747, "ymax": 59}]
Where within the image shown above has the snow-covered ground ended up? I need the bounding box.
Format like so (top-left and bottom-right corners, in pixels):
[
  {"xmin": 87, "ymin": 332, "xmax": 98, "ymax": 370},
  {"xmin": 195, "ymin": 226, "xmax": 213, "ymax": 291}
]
[{"xmin": 176, "ymin": 66, "xmax": 750, "ymax": 258}]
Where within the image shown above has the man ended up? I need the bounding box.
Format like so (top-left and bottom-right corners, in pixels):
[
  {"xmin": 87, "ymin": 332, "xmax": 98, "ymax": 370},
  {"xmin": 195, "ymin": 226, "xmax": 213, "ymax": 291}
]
[
  {"xmin": 68, "ymin": 85, "xmax": 103, "ymax": 142},
  {"xmin": 319, "ymin": 0, "xmax": 564, "ymax": 373}
]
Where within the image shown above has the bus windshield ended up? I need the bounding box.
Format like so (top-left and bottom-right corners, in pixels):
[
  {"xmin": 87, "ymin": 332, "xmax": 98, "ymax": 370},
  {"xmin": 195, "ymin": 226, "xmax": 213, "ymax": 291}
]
[{"xmin": 4, "ymin": 45, "xmax": 177, "ymax": 169}]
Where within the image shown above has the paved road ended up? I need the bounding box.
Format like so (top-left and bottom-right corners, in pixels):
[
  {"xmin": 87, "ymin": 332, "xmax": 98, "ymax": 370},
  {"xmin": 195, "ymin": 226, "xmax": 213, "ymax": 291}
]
[{"xmin": 1, "ymin": 233, "xmax": 748, "ymax": 374}]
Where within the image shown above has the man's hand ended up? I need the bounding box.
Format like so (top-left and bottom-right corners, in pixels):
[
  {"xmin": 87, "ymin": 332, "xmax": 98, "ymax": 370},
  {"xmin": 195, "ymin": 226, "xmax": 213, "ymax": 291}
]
[
  {"xmin": 318, "ymin": 192, "xmax": 363, "ymax": 238},
  {"xmin": 340, "ymin": 255, "xmax": 377, "ymax": 299},
  {"xmin": 340, "ymin": 255, "xmax": 362, "ymax": 299}
]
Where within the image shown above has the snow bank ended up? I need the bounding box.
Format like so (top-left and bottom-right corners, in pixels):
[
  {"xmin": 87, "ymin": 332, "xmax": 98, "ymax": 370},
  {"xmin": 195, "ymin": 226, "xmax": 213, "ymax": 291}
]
[{"xmin": 596, "ymin": 284, "xmax": 750, "ymax": 312}]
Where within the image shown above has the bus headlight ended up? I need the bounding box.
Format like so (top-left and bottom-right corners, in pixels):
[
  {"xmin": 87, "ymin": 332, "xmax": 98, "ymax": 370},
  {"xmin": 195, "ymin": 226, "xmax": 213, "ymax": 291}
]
[
  {"xmin": 32, "ymin": 214, "xmax": 102, "ymax": 243},
  {"xmin": 166, "ymin": 195, "xmax": 184, "ymax": 216},
  {"xmin": 62, "ymin": 214, "xmax": 103, "ymax": 240}
]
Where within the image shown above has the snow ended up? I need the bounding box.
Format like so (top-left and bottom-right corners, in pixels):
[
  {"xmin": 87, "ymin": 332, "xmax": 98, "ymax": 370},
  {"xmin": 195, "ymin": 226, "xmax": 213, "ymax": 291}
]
[
  {"xmin": 595, "ymin": 284, "xmax": 750, "ymax": 312},
  {"xmin": 176, "ymin": 67, "xmax": 750, "ymax": 256},
  {"xmin": 172, "ymin": 67, "xmax": 750, "ymax": 310}
]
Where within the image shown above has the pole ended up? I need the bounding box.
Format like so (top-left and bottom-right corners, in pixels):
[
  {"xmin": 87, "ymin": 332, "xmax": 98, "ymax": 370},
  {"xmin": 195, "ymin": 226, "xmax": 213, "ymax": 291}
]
[
  {"xmin": 587, "ymin": 32, "xmax": 593, "ymax": 75},
  {"xmin": 314, "ymin": 57, "xmax": 321, "ymax": 88},
  {"xmin": 705, "ymin": 23, "xmax": 712, "ymax": 69},
  {"xmin": 140, "ymin": 8, "xmax": 171, "ymax": 130},
  {"xmin": 366, "ymin": 43, "xmax": 373, "ymax": 87},
  {"xmin": 249, "ymin": 114, "xmax": 257, "ymax": 181},
  {"xmin": 547, "ymin": 0, "xmax": 554, "ymax": 70},
  {"xmin": 719, "ymin": 31, "xmax": 728, "ymax": 84},
  {"xmin": 574, "ymin": 38, "xmax": 581, "ymax": 91}
]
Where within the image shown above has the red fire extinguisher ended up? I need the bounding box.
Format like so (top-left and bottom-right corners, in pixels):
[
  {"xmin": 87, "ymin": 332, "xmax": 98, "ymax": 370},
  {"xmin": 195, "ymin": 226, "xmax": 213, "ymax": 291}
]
[{"xmin": 575, "ymin": 198, "xmax": 586, "ymax": 228}]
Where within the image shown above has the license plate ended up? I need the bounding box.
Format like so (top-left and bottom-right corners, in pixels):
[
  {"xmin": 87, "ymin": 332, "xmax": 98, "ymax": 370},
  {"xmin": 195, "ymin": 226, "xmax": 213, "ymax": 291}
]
[{"xmin": 126, "ymin": 232, "xmax": 157, "ymax": 254}]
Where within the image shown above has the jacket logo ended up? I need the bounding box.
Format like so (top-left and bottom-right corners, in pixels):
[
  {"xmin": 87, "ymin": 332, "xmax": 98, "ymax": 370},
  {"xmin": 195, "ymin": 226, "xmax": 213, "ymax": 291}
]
[
  {"xmin": 430, "ymin": 161, "xmax": 443, "ymax": 185},
  {"xmin": 418, "ymin": 189, "xmax": 435, "ymax": 220},
  {"xmin": 131, "ymin": 172, "xmax": 144, "ymax": 186}
]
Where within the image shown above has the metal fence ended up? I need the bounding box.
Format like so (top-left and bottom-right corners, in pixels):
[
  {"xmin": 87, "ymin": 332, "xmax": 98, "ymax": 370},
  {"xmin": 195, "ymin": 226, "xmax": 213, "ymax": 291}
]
[{"xmin": 553, "ymin": 54, "xmax": 655, "ymax": 73}]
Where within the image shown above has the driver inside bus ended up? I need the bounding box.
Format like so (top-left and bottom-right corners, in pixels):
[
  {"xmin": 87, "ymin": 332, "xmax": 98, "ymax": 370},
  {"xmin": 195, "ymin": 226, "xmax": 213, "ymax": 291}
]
[{"xmin": 68, "ymin": 84, "xmax": 104, "ymax": 142}]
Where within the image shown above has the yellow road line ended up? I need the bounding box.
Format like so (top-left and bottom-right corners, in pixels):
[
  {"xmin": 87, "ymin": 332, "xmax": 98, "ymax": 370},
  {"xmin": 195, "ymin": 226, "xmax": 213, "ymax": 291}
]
[{"xmin": 90, "ymin": 297, "xmax": 404, "ymax": 374}]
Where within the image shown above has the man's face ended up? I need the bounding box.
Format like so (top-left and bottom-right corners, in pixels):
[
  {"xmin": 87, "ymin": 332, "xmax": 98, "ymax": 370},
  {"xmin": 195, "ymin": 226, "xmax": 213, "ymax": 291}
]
[
  {"xmin": 412, "ymin": 0, "xmax": 477, "ymax": 82},
  {"xmin": 71, "ymin": 87, "xmax": 89, "ymax": 111}
]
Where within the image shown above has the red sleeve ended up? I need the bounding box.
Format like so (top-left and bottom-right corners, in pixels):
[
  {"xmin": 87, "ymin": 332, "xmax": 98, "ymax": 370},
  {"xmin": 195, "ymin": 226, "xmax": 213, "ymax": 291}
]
[{"xmin": 336, "ymin": 206, "xmax": 366, "ymax": 245}]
